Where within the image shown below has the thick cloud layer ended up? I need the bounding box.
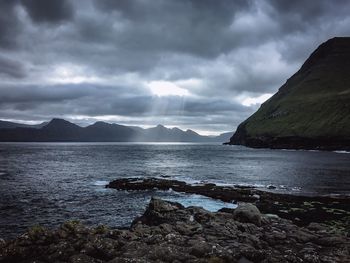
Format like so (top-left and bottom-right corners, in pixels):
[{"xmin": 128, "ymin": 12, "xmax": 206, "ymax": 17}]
[
  {"xmin": 21, "ymin": 0, "xmax": 74, "ymax": 23},
  {"xmin": 1, "ymin": 0, "xmax": 350, "ymax": 134}
]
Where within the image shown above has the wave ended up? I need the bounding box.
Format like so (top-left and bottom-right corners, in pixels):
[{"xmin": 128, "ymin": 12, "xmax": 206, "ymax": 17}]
[
  {"xmin": 333, "ymin": 150, "xmax": 350, "ymax": 154},
  {"xmin": 93, "ymin": 180, "xmax": 109, "ymax": 186}
]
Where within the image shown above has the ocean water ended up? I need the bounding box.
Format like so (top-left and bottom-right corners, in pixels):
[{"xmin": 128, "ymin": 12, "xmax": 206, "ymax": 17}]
[{"xmin": 0, "ymin": 142, "xmax": 350, "ymax": 239}]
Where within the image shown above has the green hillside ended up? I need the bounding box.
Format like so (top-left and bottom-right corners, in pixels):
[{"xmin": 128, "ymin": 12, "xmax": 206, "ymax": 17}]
[{"xmin": 230, "ymin": 37, "xmax": 350, "ymax": 150}]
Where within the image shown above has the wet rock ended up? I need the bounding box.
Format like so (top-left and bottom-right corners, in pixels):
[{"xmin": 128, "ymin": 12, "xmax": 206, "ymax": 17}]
[
  {"xmin": 238, "ymin": 257, "xmax": 253, "ymax": 263},
  {"xmin": 314, "ymin": 236, "xmax": 345, "ymax": 246},
  {"xmin": 218, "ymin": 207, "xmax": 235, "ymax": 213},
  {"xmin": 0, "ymin": 239, "xmax": 5, "ymax": 248},
  {"xmin": 86, "ymin": 237, "xmax": 119, "ymax": 260},
  {"xmin": 307, "ymin": 222, "xmax": 328, "ymax": 232},
  {"xmin": 189, "ymin": 241, "xmax": 211, "ymax": 257},
  {"xmin": 290, "ymin": 230, "xmax": 316, "ymax": 243},
  {"xmin": 132, "ymin": 198, "xmax": 185, "ymax": 226},
  {"xmin": 150, "ymin": 197, "xmax": 182, "ymax": 212},
  {"xmin": 233, "ymin": 203, "xmax": 262, "ymax": 226},
  {"xmin": 108, "ymin": 258, "xmax": 148, "ymax": 263}
]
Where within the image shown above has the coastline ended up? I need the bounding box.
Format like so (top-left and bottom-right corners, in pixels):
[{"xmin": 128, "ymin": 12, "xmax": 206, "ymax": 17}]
[
  {"xmin": 226, "ymin": 133, "xmax": 350, "ymax": 152},
  {"xmin": 1, "ymin": 178, "xmax": 349, "ymax": 262},
  {"xmin": 106, "ymin": 177, "xmax": 350, "ymax": 227},
  {"xmin": 1, "ymin": 197, "xmax": 349, "ymax": 262}
]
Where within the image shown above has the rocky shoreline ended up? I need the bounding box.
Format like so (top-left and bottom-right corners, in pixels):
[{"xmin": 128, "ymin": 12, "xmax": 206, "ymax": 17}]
[
  {"xmin": 226, "ymin": 128, "xmax": 350, "ymax": 152},
  {"xmin": 106, "ymin": 178, "xmax": 350, "ymax": 228},
  {"xmin": 1, "ymin": 178, "xmax": 349, "ymax": 262},
  {"xmin": 1, "ymin": 198, "xmax": 349, "ymax": 263}
]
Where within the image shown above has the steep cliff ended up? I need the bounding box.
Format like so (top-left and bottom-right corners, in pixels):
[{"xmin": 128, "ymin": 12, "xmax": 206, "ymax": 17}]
[{"xmin": 229, "ymin": 37, "xmax": 350, "ymax": 150}]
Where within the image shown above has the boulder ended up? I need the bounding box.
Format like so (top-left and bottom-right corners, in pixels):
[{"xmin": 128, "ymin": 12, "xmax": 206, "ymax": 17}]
[
  {"xmin": 132, "ymin": 198, "xmax": 185, "ymax": 226},
  {"xmin": 233, "ymin": 203, "xmax": 262, "ymax": 226},
  {"xmin": 149, "ymin": 197, "xmax": 183, "ymax": 213}
]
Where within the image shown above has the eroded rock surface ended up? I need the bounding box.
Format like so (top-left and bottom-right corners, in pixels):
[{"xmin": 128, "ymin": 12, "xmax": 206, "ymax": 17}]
[{"xmin": 1, "ymin": 198, "xmax": 349, "ymax": 263}]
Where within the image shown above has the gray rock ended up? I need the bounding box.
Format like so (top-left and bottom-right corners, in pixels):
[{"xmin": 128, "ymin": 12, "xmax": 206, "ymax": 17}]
[
  {"xmin": 150, "ymin": 197, "xmax": 183, "ymax": 212},
  {"xmin": 190, "ymin": 241, "xmax": 211, "ymax": 257},
  {"xmin": 233, "ymin": 203, "xmax": 262, "ymax": 226},
  {"xmin": 0, "ymin": 238, "xmax": 5, "ymax": 248},
  {"xmin": 69, "ymin": 254, "xmax": 99, "ymax": 263},
  {"xmin": 314, "ymin": 236, "xmax": 345, "ymax": 246},
  {"xmin": 238, "ymin": 256, "xmax": 254, "ymax": 263},
  {"xmin": 307, "ymin": 222, "xmax": 328, "ymax": 232},
  {"xmin": 108, "ymin": 258, "xmax": 148, "ymax": 263}
]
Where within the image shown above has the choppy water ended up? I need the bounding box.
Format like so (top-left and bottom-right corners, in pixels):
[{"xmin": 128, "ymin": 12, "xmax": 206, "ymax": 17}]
[{"xmin": 0, "ymin": 142, "xmax": 349, "ymax": 239}]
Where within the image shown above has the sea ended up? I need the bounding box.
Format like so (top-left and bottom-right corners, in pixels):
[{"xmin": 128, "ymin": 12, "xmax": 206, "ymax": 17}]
[{"xmin": 0, "ymin": 142, "xmax": 349, "ymax": 239}]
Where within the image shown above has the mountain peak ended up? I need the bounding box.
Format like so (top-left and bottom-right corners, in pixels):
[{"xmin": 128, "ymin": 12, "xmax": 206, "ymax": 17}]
[
  {"xmin": 325, "ymin": 36, "xmax": 350, "ymax": 45},
  {"xmin": 43, "ymin": 118, "xmax": 81, "ymax": 129},
  {"xmin": 299, "ymin": 37, "xmax": 350, "ymax": 73},
  {"xmin": 49, "ymin": 118, "xmax": 70, "ymax": 123},
  {"xmin": 91, "ymin": 121, "xmax": 110, "ymax": 127},
  {"xmin": 186, "ymin": 129, "xmax": 198, "ymax": 135}
]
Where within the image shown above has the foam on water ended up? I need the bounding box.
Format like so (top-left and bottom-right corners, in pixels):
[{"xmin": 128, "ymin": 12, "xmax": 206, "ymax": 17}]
[
  {"xmin": 93, "ymin": 180, "xmax": 109, "ymax": 186},
  {"xmin": 163, "ymin": 193, "xmax": 237, "ymax": 212},
  {"xmin": 334, "ymin": 150, "xmax": 350, "ymax": 154},
  {"xmin": 172, "ymin": 176, "xmax": 201, "ymax": 185},
  {"xmin": 173, "ymin": 177, "xmax": 266, "ymax": 189}
]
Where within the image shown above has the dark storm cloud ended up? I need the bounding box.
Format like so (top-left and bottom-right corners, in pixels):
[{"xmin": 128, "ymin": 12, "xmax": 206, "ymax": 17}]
[
  {"xmin": 267, "ymin": 0, "xmax": 349, "ymax": 23},
  {"xmin": 0, "ymin": 84, "xmax": 89, "ymax": 103},
  {"xmin": 265, "ymin": 0, "xmax": 350, "ymax": 62},
  {"xmin": 0, "ymin": 56, "xmax": 26, "ymax": 78},
  {"xmin": 96, "ymin": 0, "xmax": 250, "ymax": 23},
  {"xmin": 91, "ymin": 0, "xmax": 253, "ymax": 58},
  {"xmin": 0, "ymin": 0, "xmax": 73, "ymax": 48},
  {"xmin": 1, "ymin": 0, "xmax": 350, "ymax": 132},
  {"xmin": 21, "ymin": 0, "xmax": 73, "ymax": 23},
  {"xmin": 0, "ymin": 1, "xmax": 20, "ymax": 48}
]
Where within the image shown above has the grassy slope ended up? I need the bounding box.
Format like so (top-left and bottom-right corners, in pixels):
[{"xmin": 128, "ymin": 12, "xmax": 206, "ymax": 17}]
[{"xmin": 242, "ymin": 38, "xmax": 350, "ymax": 139}]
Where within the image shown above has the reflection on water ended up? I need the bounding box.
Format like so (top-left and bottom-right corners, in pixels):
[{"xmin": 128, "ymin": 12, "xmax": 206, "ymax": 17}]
[{"xmin": 0, "ymin": 142, "xmax": 349, "ymax": 239}]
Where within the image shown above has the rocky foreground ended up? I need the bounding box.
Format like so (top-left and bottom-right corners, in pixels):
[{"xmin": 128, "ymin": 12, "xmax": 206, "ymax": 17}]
[{"xmin": 0, "ymin": 197, "xmax": 349, "ymax": 263}]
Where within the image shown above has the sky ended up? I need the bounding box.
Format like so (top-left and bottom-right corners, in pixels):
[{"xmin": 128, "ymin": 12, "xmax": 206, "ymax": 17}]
[{"xmin": 1, "ymin": 0, "xmax": 350, "ymax": 135}]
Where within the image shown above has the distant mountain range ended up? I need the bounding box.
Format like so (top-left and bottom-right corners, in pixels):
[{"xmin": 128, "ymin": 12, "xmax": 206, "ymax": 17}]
[
  {"xmin": 0, "ymin": 118, "xmax": 232, "ymax": 143},
  {"xmin": 228, "ymin": 37, "xmax": 350, "ymax": 151},
  {"xmin": 0, "ymin": 120, "xmax": 48, "ymax": 129}
]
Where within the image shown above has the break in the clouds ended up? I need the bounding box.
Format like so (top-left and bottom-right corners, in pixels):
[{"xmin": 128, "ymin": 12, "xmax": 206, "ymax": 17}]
[{"xmin": 1, "ymin": 0, "xmax": 350, "ymax": 134}]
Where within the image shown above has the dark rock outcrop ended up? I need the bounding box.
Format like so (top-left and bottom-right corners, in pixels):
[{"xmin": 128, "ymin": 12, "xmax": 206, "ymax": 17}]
[
  {"xmin": 106, "ymin": 177, "xmax": 350, "ymax": 227},
  {"xmin": 1, "ymin": 198, "xmax": 349, "ymax": 262},
  {"xmin": 229, "ymin": 37, "xmax": 350, "ymax": 151}
]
